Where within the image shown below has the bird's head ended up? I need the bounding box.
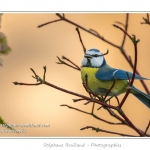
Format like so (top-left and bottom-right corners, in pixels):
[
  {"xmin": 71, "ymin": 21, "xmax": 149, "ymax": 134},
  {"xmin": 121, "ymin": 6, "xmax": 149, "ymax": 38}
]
[{"xmin": 81, "ymin": 48, "xmax": 107, "ymax": 68}]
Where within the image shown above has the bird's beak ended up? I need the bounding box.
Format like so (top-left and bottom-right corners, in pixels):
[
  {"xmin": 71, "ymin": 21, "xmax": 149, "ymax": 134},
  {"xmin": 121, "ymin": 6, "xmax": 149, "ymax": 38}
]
[{"xmin": 84, "ymin": 55, "xmax": 92, "ymax": 59}]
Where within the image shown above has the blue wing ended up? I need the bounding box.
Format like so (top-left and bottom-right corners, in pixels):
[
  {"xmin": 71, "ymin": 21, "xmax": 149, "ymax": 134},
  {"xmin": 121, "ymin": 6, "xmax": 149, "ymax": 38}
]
[{"xmin": 95, "ymin": 69, "xmax": 149, "ymax": 81}]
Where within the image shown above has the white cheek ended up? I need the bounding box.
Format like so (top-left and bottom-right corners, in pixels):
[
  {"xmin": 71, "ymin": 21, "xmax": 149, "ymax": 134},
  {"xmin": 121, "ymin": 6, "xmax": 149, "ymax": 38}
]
[
  {"xmin": 91, "ymin": 57, "xmax": 104, "ymax": 67},
  {"xmin": 82, "ymin": 58, "xmax": 87, "ymax": 66}
]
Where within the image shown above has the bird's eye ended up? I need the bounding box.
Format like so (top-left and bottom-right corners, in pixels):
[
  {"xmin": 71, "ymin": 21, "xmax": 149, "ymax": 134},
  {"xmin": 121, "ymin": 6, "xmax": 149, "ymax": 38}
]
[{"xmin": 93, "ymin": 54, "xmax": 98, "ymax": 57}]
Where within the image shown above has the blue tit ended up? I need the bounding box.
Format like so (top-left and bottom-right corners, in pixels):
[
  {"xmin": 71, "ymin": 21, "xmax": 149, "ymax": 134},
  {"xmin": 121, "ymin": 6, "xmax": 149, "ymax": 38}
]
[{"xmin": 81, "ymin": 48, "xmax": 150, "ymax": 109}]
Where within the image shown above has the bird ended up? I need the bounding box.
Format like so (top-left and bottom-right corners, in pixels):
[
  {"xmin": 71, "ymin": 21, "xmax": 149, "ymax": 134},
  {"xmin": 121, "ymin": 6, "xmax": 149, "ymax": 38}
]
[{"xmin": 81, "ymin": 48, "xmax": 150, "ymax": 109}]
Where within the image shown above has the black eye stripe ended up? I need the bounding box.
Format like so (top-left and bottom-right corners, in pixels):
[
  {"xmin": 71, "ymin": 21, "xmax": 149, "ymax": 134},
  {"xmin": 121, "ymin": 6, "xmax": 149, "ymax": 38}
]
[
  {"xmin": 85, "ymin": 53, "xmax": 102, "ymax": 57},
  {"xmin": 91, "ymin": 54, "xmax": 100, "ymax": 57}
]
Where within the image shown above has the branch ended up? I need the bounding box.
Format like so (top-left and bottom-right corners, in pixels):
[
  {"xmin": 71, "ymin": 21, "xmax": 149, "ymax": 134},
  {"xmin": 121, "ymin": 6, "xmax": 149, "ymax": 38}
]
[
  {"xmin": 106, "ymin": 108, "xmax": 126, "ymax": 124},
  {"xmin": 37, "ymin": 19, "xmax": 62, "ymax": 28},
  {"xmin": 144, "ymin": 120, "xmax": 150, "ymax": 135},
  {"xmin": 56, "ymin": 56, "xmax": 80, "ymax": 71},
  {"xmin": 62, "ymin": 103, "xmax": 149, "ymax": 136},
  {"xmin": 37, "ymin": 13, "xmax": 150, "ymax": 95},
  {"xmin": 97, "ymin": 79, "xmax": 116, "ymax": 110},
  {"xmin": 141, "ymin": 13, "xmax": 150, "ymax": 25},
  {"xmin": 80, "ymin": 126, "xmax": 138, "ymax": 137},
  {"xmin": 110, "ymin": 25, "xmax": 143, "ymax": 135},
  {"xmin": 121, "ymin": 13, "xmax": 129, "ymax": 47},
  {"xmin": 62, "ymin": 56, "xmax": 81, "ymax": 70},
  {"xmin": 91, "ymin": 102, "xmax": 95, "ymax": 114},
  {"xmin": 117, "ymin": 109, "xmax": 143, "ymax": 136},
  {"xmin": 13, "ymin": 67, "xmax": 117, "ymax": 110},
  {"xmin": 82, "ymin": 74, "xmax": 102, "ymax": 103},
  {"xmin": 76, "ymin": 28, "xmax": 86, "ymax": 54},
  {"xmin": 60, "ymin": 104, "xmax": 123, "ymax": 125},
  {"xmin": 38, "ymin": 13, "xmax": 120, "ymax": 49},
  {"xmin": 104, "ymin": 78, "xmax": 116, "ymax": 100},
  {"xmin": 113, "ymin": 24, "xmax": 139, "ymax": 108},
  {"xmin": 14, "ymin": 66, "xmax": 149, "ymax": 136}
]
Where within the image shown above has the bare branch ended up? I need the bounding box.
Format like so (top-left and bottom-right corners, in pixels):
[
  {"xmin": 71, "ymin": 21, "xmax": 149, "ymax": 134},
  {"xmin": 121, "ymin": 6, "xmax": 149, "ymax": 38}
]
[
  {"xmin": 126, "ymin": 72, "xmax": 131, "ymax": 83},
  {"xmin": 37, "ymin": 19, "xmax": 62, "ymax": 28},
  {"xmin": 114, "ymin": 96, "xmax": 120, "ymax": 105},
  {"xmin": 76, "ymin": 28, "xmax": 86, "ymax": 54},
  {"xmin": 113, "ymin": 24, "xmax": 139, "ymax": 108},
  {"xmin": 121, "ymin": 13, "xmax": 129, "ymax": 47},
  {"xmin": 144, "ymin": 120, "xmax": 150, "ymax": 135},
  {"xmin": 56, "ymin": 56, "xmax": 80, "ymax": 71},
  {"xmin": 72, "ymin": 98, "xmax": 85, "ymax": 102},
  {"xmin": 43, "ymin": 66, "xmax": 46, "ymax": 81},
  {"xmin": 89, "ymin": 28, "xmax": 101, "ymax": 37},
  {"xmin": 141, "ymin": 13, "xmax": 150, "ymax": 25},
  {"xmin": 61, "ymin": 104, "xmax": 123, "ymax": 125},
  {"xmin": 13, "ymin": 67, "xmax": 117, "ymax": 109},
  {"xmin": 91, "ymin": 102, "xmax": 95, "ymax": 114},
  {"xmin": 62, "ymin": 55, "xmax": 81, "ymax": 70},
  {"xmin": 80, "ymin": 126, "xmax": 138, "ymax": 137},
  {"xmin": 117, "ymin": 109, "xmax": 143, "ymax": 136},
  {"xmin": 119, "ymin": 37, "xmax": 138, "ymax": 108},
  {"xmin": 104, "ymin": 77, "xmax": 116, "ymax": 100},
  {"xmin": 106, "ymin": 108, "xmax": 126, "ymax": 124}
]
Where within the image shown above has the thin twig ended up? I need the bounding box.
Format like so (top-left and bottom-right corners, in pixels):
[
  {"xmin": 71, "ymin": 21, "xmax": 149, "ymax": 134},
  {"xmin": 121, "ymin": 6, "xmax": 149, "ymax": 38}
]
[
  {"xmin": 83, "ymin": 74, "xmax": 100, "ymax": 100},
  {"xmin": 80, "ymin": 126, "xmax": 138, "ymax": 137},
  {"xmin": 106, "ymin": 107, "xmax": 150, "ymax": 136},
  {"xmin": 144, "ymin": 120, "xmax": 150, "ymax": 135},
  {"xmin": 117, "ymin": 109, "xmax": 143, "ymax": 136},
  {"xmin": 76, "ymin": 28, "xmax": 86, "ymax": 54},
  {"xmin": 60, "ymin": 104, "xmax": 123, "ymax": 125},
  {"xmin": 115, "ymin": 96, "xmax": 120, "ymax": 105},
  {"xmin": 43, "ymin": 66, "xmax": 46, "ymax": 81},
  {"xmin": 62, "ymin": 56, "xmax": 81, "ymax": 70},
  {"xmin": 56, "ymin": 56, "xmax": 80, "ymax": 71},
  {"xmin": 60, "ymin": 104, "xmax": 91, "ymax": 115},
  {"xmin": 119, "ymin": 37, "xmax": 138, "ymax": 108},
  {"xmin": 121, "ymin": 13, "xmax": 129, "ymax": 47},
  {"xmin": 97, "ymin": 78, "xmax": 116, "ymax": 110},
  {"xmin": 104, "ymin": 78, "xmax": 116, "ymax": 100},
  {"xmin": 13, "ymin": 75, "xmax": 117, "ymax": 110},
  {"xmin": 13, "ymin": 82, "xmax": 41, "ymax": 86},
  {"xmin": 37, "ymin": 19, "xmax": 62, "ymax": 28},
  {"xmin": 89, "ymin": 28, "xmax": 101, "ymax": 37},
  {"xmin": 126, "ymin": 72, "xmax": 131, "ymax": 83},
  {"xmin": 113, "ymin": 24, "xmax": 132, "ymax": 41},
  {"xmin": 97, "ymin": 96, "xmax": 114, "ymax": 110},
  {"xmin": 141, "ymin": 13, "xmax": 150, "ymax": 25},
  {"xmin": 72, "ymin": 98, "xmax": 85, "ymax": 102},
  {"xmin": 109, "ymin": 25, "xmax": 141, "ymax": 135},
  {"xmin": 40, "ymin": 13, "xmax": 120, "ymax": 49},
  {"xmin": 113, "ymin": 24, "xmax": 139, "ymax": 109},
  {"xmin": 106, "ymin": 108, "xmax": 126, "ymax": 124},
  {"xmin": 91, "ymin": 102, "xmax": 95, "ymax": 114}
]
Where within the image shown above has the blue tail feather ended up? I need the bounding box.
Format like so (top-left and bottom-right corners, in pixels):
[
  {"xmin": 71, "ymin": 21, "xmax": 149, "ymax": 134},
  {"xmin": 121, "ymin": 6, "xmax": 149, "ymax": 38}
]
[{"xmin": 132, "ymin": 86, "xmax": 150, "ymax": 109}]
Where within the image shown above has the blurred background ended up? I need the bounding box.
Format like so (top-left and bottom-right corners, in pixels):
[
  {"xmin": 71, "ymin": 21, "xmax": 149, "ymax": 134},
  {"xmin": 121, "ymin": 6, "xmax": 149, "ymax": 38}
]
[{"xmin": 0, "ymin": 13, "xmax": 150, "ymax": 137}]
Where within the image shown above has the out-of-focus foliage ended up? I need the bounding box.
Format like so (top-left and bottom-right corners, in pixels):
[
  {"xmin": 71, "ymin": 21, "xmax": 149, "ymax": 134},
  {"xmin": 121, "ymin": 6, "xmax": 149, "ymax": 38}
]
[
  {"xmin": 0, "ymin": 13, "xmax": 11, "ymax": 66},
  {"xmin": 0, "ymin": 117, "xmax": 14, "ymax": 130},
  {"xmin": 0, "ymin": 14, "xmax": 13, "ymax": 130}
]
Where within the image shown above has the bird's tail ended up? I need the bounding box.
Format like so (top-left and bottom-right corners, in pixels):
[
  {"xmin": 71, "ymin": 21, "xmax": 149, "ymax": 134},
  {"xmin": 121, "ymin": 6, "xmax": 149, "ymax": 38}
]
[{"xmin": 131, "ymin": 86, "xmax": 150, "ymax": 109}]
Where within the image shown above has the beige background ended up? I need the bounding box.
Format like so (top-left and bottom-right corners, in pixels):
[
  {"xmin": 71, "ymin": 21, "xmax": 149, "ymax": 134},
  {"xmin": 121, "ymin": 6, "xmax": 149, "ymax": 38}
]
[{"xmin": 0, "ymin": 13, "xmax": 150, "ymax": 137}]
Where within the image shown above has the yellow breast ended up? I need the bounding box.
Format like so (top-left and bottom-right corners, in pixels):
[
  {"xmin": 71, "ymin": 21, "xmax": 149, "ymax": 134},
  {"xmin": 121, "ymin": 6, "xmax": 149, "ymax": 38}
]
[{"xmin": 81, "ymin": 67, "xmax": 127, "ymax": 96}]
